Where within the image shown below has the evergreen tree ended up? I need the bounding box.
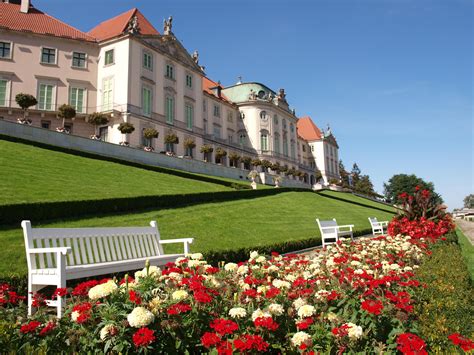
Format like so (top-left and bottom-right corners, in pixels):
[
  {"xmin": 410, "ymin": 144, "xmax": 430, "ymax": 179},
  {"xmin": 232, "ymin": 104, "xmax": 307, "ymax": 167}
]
[
  {"xmin": 351, "ymin": 163, "xmax": 361, "ymax": 186},
  {"xmin": 339, "ymin": 160, "xmax": 350, "ymax": 188},
  {"xmin": 354, "ymin": 175, "xmax": 375, "ymax": 197}
]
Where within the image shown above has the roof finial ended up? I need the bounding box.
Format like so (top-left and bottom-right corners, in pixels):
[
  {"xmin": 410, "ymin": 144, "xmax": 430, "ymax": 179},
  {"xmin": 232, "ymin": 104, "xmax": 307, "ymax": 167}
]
[
  {"xmin": 192, "ymin": 50, "xmax": 199, "ymax": 64},
  {"xmin": 126, "ymin": 15, "xmax": 140, "ymax": 34},
  {"xmin": 326, "ymin": 123, "xmax": 331, "ymax": 135},
  {"xmin": 237, "ymin": 76, "xmax": 242, "ymax": 84},
  {"xmin": 163, "ymin": 16, "xmax": 173, "ymax": 35}
]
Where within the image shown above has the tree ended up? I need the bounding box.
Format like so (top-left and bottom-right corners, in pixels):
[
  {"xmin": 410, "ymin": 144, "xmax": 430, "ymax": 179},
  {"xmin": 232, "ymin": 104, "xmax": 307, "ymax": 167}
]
[
  {"xmin": 15, "ymin": 93, "xmax": 37, "ymax": 120},
  {"xmin": 464, "ymin": 194, "xmax": 474, "ymax": 208},
  {"xmin": 339, "ymin": 160, "xmax": 350, "ymax": 188},
  {"xmin": 383, "ymin": 174, "xmax": 442, "ymax": 205},
  {"xmin": 354, "ymin": 175, "xmax": 375, "ymax": 197},
  {"xmin": 86, "ymin": 112, "xmax": 109, "ymax": 137},
  {"xmin": 117, "ymin": 122, "xmax": 135, "ymax": 144},
  {"xmin": 143, "ymin": 128, "xmax": 159, "ymax": 148},
  {"xmin": 57, "ymin": 104, "xmax": 76, "ymax": 129},
  {"xmin": 351, "ymin": 163, "xmax": 361, "ymax": 186}
]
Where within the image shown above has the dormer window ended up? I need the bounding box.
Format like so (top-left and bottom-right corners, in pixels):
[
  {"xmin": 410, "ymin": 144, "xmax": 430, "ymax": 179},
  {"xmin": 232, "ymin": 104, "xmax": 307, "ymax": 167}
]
[
  {"xmin": 260, "ymin": 111, "xmax": 267, "ymax": 120},
  {"xmin": 257, "ymin": 90, "xmax": 265, "ymax": 99}
]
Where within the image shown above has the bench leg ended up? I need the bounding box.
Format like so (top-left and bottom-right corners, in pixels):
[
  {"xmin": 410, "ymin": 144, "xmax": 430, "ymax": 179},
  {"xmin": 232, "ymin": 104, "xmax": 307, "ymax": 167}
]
[{"xmin": 28, "ymin": 282, "xmax": 40, "ymax": 316}]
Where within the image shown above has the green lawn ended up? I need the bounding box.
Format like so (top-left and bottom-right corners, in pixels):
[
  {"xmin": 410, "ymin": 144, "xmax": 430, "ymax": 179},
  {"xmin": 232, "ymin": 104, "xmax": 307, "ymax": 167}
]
[
  {"xmin": 318, "ymin": 190, "xmax": 397, "ymax": 213},
  {"xmin": 0, "ymin": 139, "xmax": 236, "ymax": 205},
  {"xmin": 456, "ymin": 227, "xmax": 474, "ymax": 281},
  {"xmin": 0, "ymin": 191, "xmax": 394, "ymax": 277}
]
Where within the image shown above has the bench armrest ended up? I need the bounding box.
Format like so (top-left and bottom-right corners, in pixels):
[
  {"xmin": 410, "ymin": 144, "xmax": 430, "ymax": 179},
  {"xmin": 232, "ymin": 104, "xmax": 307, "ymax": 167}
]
[
  {"xmin": 379, "ymin": 221, "xmax": 389, "ymax": 226},
  {"xmin": 28, "ymin": 247, "xmax": 71, "ymax": 255},
  {"xmin": 337, "ymin": 224, "xmax": 354, "ymax": 231},
  {"xmin": 159, "ymin": 238, "xmax": 194, "ymax": 254},
  {"xmin": 319, "ymin": 226, "xmax": 338, "ymax": 231}
]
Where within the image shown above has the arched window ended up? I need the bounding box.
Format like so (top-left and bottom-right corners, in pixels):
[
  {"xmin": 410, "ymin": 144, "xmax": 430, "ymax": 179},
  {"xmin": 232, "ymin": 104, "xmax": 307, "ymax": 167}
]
[
  {"xmin": 260, "ymin": 130, "xmax": 269, "ymax": 151},
  {"xmin": 165, "ymin": 96, "xmax": 174, "ymax": 124},
  {"xmin": 283, "ymin": 135, "xmax": 288, "ymax": 156},
  {"xmin": 274, "ymin": 133, "xmax": 280, "ymax": 154},
  {"xmin": 239, "ymin": 132, "xmax": 247, "ymax": 146}
]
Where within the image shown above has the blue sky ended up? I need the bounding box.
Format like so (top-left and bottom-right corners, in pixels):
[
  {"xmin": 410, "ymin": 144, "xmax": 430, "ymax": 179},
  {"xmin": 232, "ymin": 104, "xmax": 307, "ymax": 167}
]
[{"xmin": 36, "ymin": 0, "xmax": 473, "ymax": 209}]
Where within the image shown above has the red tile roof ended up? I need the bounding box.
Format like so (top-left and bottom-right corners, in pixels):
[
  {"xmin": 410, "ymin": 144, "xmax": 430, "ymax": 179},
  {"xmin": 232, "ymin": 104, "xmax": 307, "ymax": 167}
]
[
  {"xmin": 0, "ymin": 2, "xmax": 96, "ymax": 41},
  {"xmin": 202, "ymin": 77, "xmax": 233, "ymax": 105},
  {"xmin": 88, "ymin": 8, "xmax": 159, "ymax": 41},
  {"xmin": 297, "ymin": 116, "xmax": 323, "ymax": 141}
]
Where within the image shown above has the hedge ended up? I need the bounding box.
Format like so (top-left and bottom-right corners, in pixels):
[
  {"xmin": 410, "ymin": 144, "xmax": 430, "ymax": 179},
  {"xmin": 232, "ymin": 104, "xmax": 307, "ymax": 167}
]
[
  {"xmin": 0, "ymin": 135, "xmax": 251, "ymax": 190},
  {"xmin": 0, "ymin": 187, "xmax": 307, "ymax": 226},
  {"xmin": 413, "ymin": 231, "xmax": 474, "ymax": 351}
]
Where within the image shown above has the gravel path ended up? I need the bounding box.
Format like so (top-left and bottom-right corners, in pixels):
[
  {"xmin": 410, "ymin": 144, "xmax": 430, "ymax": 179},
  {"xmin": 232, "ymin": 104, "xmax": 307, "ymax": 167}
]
[{"xmin": 456, "ymin": 219, "xmax": 474, "ymax": 245}]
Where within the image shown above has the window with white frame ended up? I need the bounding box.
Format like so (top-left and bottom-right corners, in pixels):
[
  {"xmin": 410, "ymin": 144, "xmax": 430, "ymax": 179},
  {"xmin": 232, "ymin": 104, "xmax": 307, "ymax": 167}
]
[
  {"xmin": 283, "ymin": 137, "xmax": 288, "ymax": 156},
  {"xmin": 260, "ymin": 131, "xmax": 269, "ymax": 151},
  {"xmin": 142, "ymin": 86, "xmax": 152, "ymax": 117},
  {"xmin": 104, "ymin": 49, "xmax": 114, "ymax": 65},
  {"xmin": 72, "ymin": 52, "xmax": 86, "ymax": 68},
  {"xmin": 0, "ymin": 79, "xmax": 9, "ymax": 107},
  {"xmin": 185, "ymin": 103, "xmax": 193, "ymax": 129},
  {"xmin": 143, "ymin": 51, "xmax": 153, "ymax": 71},
  {"xmin": 38, "ymin": 82, "xmax": 55, "ymax": 110},
  {"xmin": 165, "ymin": 64, "xmax": 174, "ymax": 79},
  {"xmin": 165, "ymin": 96, "xmax": 174, "ymax": 124},
  {"xmin": 227, "ymin": 130, "xmax": 233, "ymax": 143},
  {"xmin": 0, "ymin": 42, "xmax": 12, "ymax": 59},
  {"xmin": 213, "ymin": 104, "xmax": 220, "ymax": 117},
  {"xmin": 69, "ymin": 87, "xmax": 86, "ymax": 113},
  {"xmin": 311, "ymin": 145, "xmax": 314, "ymax": 152},
  {"xmin": 274, "ymin": 133, "xmax": 280, "ymax": 154},
  {"xmin": 41, "ymin": 47, "xmax": 56, "ymax": 64},
  {"xmin": 102, "ymin": 77, "xmax": 113, "ymax": 111},
  {"xmin": 185, "ymin": 74, "xmax": 192, "ymax": 88}
]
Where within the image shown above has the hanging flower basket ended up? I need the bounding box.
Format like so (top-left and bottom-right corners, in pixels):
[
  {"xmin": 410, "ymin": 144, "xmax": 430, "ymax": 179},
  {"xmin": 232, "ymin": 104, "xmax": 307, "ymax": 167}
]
[{"xmin": 56, "ymin": 127, "xmax": 70, "ymax": 134}]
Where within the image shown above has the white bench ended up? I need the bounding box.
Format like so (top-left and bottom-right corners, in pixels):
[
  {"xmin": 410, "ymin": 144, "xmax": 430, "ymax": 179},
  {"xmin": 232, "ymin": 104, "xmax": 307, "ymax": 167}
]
[
  {"xmin": 368, "ymin": 217, "xmax": 388, "ymax": 235},
  {"xmin": 22, "ymin": 220, "xmax": 193, "ymax": 318},
  {"xmin": 316, "ymin": 218, "xmax": 354, "ymax": 248}
]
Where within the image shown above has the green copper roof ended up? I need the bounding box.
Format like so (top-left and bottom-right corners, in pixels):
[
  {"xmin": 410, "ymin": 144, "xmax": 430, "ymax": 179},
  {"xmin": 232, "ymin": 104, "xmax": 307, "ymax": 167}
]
[{"xmin": 222, "ymin": 82, "xmax": 276, "ymax": 103}]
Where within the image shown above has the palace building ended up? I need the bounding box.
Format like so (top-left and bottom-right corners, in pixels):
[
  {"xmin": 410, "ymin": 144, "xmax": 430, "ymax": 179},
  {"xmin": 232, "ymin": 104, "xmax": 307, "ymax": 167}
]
[{"xmin": 0, "ymin": 0, "xmax": 340, "ymax": 185}]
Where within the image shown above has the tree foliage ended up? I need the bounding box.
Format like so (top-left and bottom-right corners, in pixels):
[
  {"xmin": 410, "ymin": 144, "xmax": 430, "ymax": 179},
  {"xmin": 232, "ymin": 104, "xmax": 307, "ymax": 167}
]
[
  {"xmin": 339, "ymin": 160, "xmax": 350, "ymax": 188},
  {"xmin": 87, "ymin": 112, "xmax": 109, "ymax": 127},
  {"xmin": 15, "ymin": 93, "xmax": 37, "ymax": 118},
  {"xmin": 464, "ymin": 194, "xmax": 474, "ymax": 208},
  {"xmin": 117, "ymin": 122, "xmax": 135, "ymax": 134},
  {"xmin": 383, "ymin": 174, "xmax": 442, "ymax": 205}
]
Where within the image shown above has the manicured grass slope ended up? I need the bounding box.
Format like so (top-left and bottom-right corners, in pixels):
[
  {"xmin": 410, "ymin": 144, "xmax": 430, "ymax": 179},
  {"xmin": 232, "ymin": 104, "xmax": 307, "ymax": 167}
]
[
  {"xmin": 456, "ymin": 227, "xmax": 474, "ymax": 280},
  {"xmin": 0, "ymin": 191, "xmax": 394, "ymax": 276},
  {"xmin": 0, "ymin": 139, "xmax": 232, "ymax": 205},
  {"xmin": 318, "ymin": 190, "xmax": 397, "ymax": 213}
]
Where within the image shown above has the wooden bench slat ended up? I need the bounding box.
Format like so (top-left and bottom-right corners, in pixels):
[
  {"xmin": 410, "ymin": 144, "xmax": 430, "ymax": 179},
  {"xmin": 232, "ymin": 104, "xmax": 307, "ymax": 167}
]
[
  {"xmin": 63, "ymin": 238, "xmax": 74, "ymax": 266},
  {"xmin": 72, "ymin": 238, "xmax": 81, "ymax": 265},
  {"xmin": 78, "ymin": 237, "xmax": 88, "ymax": 264},
  {"xmin": 84, "ymin": 237, "xmax": 95, "ymax": 264},
  {"xmin": 127, "ymin": 235, "xmax": 137, "ymax": 259},
  {"xmin": 108, "ymin": 236, "xmax": 117, "ymax": 261},
  {"xmin": 113, "ymin": 236, "xmax": 123, "ymax": 261},
  {"xmin": 44, "ymin": 239, "xmax": 54, "ymax": 268},
  {"xmin": 90, "ymin": 237, "xmax": 100, "ymax": 264},
  {"xmin": 118, "ymin": 235, "xmax": 129, "ymax": 260}
]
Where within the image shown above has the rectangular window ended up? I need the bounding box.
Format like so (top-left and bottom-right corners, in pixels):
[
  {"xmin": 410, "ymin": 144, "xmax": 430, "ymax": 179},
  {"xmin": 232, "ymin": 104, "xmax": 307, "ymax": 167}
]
[
  {"xmin": 311, "ymin": 145, "xmax": 314, "ymax": 152},
  {"xmin": 41, "ymin": 120, "xmax": 50, "ymax": 129},
  {"xmin": 213, "ymin": 125, "xmax": 221, "ymax": 138},
  {"xmin": 142, "ymin": 86, "xmax": 152, "ymax": 116},
  {"xmin": 72, "ymin": 52, "xmax": 86, "ymax": 68},
  {"xmin": 143, "ymin": 51, "xmax": 153, "ymax": 70},
  {"xmin": 165, "ymin": 96, "xmax": 174, "ymax": 124},
  {"xmin": 186, "ymin": 74, "xmax": 192, "ymax": 88},
  {"xmin": 104, "ymin": 49, "xmax": 114, "ymax": 65},
  {"xmin": 102, "ymin": 78, "xmax": 113, "ymax": 111},
  {"xmin": 228, "ymin": 133, "xmax": 233, "ymax": 144},
  {"xmin": 64, "ymin": 123, "xmax": 73, "ymax": 134},
  {"xmin": 41, "ymin": 47, "xmax": 56, "ymax": 64},
  {"xmin": 69, "ymin": 87, "xmax": 85, "ymax": 113},
  {"xmin": 261, "ymin": 134, "xmax": 268, "ymax": 151},
  {"xmin": 227, "ymin": 112, "xmax": 233, "ymax": 122},
  {"xmin": 185, "ymin": 104, "xmax": 193, "ymax": 129},
  {"xmin": 0, "ymin": 79, "xmax": 7, "ymax": 107},
  {"xmin": 165, "ymin": 64, "xmax": 174, "ymax": 79},
  {"xmin": 0, "ymin": 42, "xmax": 11, "ymax": 59},
  {"xmin": 38, "ymin": 83, "xmax": 54, "ymax": 110},
  {"xmin": 213, "ymin": 105, "xmax": 220, "ymax": 117},
  {"xmin": 99, "ymin": 126, "xmax": 108, "ymax": 142}
]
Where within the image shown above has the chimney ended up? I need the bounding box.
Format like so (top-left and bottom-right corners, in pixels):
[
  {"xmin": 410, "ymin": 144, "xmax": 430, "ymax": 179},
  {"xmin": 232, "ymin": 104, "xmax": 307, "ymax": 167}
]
[{"xmin": 20, "ymin": 0, "xmax": 30, "ymax": 13}]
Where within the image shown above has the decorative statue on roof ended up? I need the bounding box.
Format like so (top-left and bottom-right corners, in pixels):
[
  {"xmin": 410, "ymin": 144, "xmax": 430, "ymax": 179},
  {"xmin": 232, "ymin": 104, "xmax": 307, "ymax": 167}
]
[
  {"xmin": 267, "ymin": 92, "xmax": 274, "ymax": 102},
  {"xmin": 192, "ymin": 50, "xmax": 199, "ymax": 64},
  {"xmin": 326, "ymin": 123, "xmax": 332, "ymax": 136},
  {"xmin": 126, "ymin": 15, "xmax": 140, "ymax": 34},
  {"xmin": 248, "ymin": 89, "xmax": 257, "ymax": 101},
  {"xmin": 278, "ymin": 88, "xmax": 286, "ymax": 101},
  {"xmin": 163, "ymin": 16, "xmax": 173, "ymax": 35}
]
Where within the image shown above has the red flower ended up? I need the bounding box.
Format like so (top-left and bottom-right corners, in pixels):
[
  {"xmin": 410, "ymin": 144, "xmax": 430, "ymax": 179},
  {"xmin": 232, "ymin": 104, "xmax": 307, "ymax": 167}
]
[
  {"xmin": 332, "ymin": 324, "xmax": 350, "ymax": 337},
  {"xmin": 205, "ymin": 266, "xmax": 220, "ymax": 274},
  {"xmin": 52, "ymin": 287, "xmax": 68, "ymax": 299},
  {"xmin": 254, "ymin": 316, "xmax": 279, "ymax": 331},
  {"xmin": 167, "ymin": 302, "xmax": 192, "ymax": 315},
  {"xmin": 210, "ymin": 318, "xmax": 239, "ymax": 336},
  {"xmin": 361, "ymin": 299, "xmax": 384, "ymax": 315},
  {"xmin": 31, "ymin": 292, "xmax": 46, "ymax": 308},
  {"xmin": 201, "ymin": 332, "xmax": 221, "ymax": 348},
  {"xmin": 234, "ymin": 334, "xmax": 269, "ymax": 352},
  {"xmin": 72, "ymin": 280, "xmax": 99, "ymax": 297},
  {"xmin": 296, "ymin": 317, "xmax": 314, "ymax": 330},
  {"xmin": 194, "ymin": 290, "xmax": 213, "ymax": 303},
  {"xmin": 396, "ymin": 333, "xmax": 427, "ymax": 355},
  {"xmin": 39, "ymin": 321, "xmax": 55, "ymax": 336},
  {"xmin": 129, "ymin": 290, "xmax": 142, "ymax": 305},
  {"xmin": 20, "ymin": 320, "xmax": 42, "ymax": 334},
  {"xmin": 265, "ymin": 287, "xmax": 280, "ymax": 298},
  {"xmin": 448, "ymin": 333, "xmax": 474, "ymax": 351},
  {"xmin": 217, "ymin": 340, "xmax": 233, "ymax": 355},
  {"xmin": 132, "ymin": 327, "xmax": 155, "ymax": 348}
]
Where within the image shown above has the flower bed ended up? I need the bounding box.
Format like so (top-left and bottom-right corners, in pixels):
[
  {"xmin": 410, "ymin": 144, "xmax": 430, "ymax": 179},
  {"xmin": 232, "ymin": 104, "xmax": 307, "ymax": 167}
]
[{"xmin": 2, "ymin": 231, "xmax": 472, "ymax": 354}]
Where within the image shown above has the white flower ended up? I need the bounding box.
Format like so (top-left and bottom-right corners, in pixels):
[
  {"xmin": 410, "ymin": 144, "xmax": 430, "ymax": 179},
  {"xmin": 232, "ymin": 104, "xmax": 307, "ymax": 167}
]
[
  {"xmin": 188, "ymin": 259, "xmax": 204, "ymax": 268},
  {"xmin": 127, "ymin": 307, "xmax": 155, "ymax": 328},
  {"xmin": 297, "ymin": 304, "xmax": 316, "ymax": 318},
  {"xmin": 293, "ymin": 297, "xmax": 307, "ymax": 310},
  {"xmin": 249, "ymin": 251, "xmax": 259, "ymax": 260},
  {"xmin": 345, "ymin": 322, "xmax": 363, "ymax": 339},
  {"xmin": 135, "ymin": 266, "xmax": 161, "ymax": 281},
  {"xmin": 272, "ymin": 279, "xmax": 291, "ymax": 289},
  {"xmin": 175, "ymin": 257, "xmax": 187, "ymax": 265},
  {"xmin": 291, "ymin": 331, "xmax": 312, "ymax": 347},
  {"xmin": 251, "ymin": 308, "xmax": 271, "ymax": 321},
  {"xmin": 171, "ymin": 290, "xmax": 189, "ymax": 301},
  {"xmin": 224, "ymin": 262, "xmax": 238, "ymax": 272},
  {"xmin": 255, "ymin": 256, "xmax": 266, "ymax": 263},
  {"xmin": 100, "ymin": 324, "xmax": 115, "ymax": 340},
  {"xmin": 326, "ymin": 312, "xmax": 338, "ymax": 321},
  {"xmin": 71, "ymin": 311, "xmax": 80, "ymax": 322},
  {"xmin": 267, "ymin": 303, "xmax": 284, "ymax": 316},
  {"xmin": 190, "ymin": 253, "xmax": 203, "ymax": 260},
  {"xmin": 229, "ymin": 307, "xmax": 247, "ymax": 319},
  {"xmin": 88, "ymin": 280, "xmax": 118, "ymax": 300},
  {"xmin": 237, "ymin": 265, "xmax": 249, "ymax": 275}
]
